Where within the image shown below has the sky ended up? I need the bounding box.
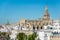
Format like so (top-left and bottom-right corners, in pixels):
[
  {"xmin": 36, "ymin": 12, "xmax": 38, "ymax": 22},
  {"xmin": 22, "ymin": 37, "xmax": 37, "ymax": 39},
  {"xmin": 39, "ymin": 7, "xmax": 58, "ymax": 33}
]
[{"xmin": 0, "ymin": 0, "xmax": 60, "ymax": 25}]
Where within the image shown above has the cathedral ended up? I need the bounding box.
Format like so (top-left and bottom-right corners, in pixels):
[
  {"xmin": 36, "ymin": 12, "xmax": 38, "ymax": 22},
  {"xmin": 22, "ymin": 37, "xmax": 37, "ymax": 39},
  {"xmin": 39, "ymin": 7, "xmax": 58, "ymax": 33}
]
[
  {"xmin": 20, "ymin": 6, "xmax": 53, "ymax": 30},
  {"xmin": 0, "ymin": 6, "xmax": 60, "ymax": 40}
]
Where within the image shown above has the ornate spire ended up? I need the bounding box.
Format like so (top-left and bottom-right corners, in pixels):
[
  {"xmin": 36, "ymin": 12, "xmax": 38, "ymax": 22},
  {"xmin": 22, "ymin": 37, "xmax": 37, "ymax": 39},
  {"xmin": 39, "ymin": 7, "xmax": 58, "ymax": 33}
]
[
  {"xmin": 43, "ymin": 5, "xmax": 50, "ymax": 20},
  {"xmin": 45, "ymin": 5, "xmax": 48, "ymax": 11},
  {"xmin": 44, "ymin": 5, "xmax": 49, "ymax": 16}
]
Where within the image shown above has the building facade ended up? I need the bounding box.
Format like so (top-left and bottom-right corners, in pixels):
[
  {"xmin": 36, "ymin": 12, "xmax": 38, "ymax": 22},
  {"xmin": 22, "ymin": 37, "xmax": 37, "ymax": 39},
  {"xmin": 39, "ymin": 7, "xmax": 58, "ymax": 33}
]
[
  {"xmin": 0, "ymin": 6, "xmax": 60, "ymax": 40},
  {"xmin": 20, "ymin": 6, "xmax": 53, "ymax": 30}
]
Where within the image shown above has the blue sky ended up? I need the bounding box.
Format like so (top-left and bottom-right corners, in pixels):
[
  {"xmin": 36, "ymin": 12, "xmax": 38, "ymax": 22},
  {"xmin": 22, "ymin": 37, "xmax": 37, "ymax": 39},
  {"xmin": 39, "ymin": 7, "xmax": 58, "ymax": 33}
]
[{"xmin": 0, "ymin": 0, "xmax": 60, "ymax": 25}]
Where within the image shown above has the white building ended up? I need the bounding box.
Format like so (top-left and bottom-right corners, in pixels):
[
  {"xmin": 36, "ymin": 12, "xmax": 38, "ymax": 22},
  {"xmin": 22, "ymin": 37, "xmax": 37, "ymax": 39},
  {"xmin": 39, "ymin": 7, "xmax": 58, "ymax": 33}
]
[{"xmin": 53, "ymin": 20, "xmax": 60, "ymax": 29}]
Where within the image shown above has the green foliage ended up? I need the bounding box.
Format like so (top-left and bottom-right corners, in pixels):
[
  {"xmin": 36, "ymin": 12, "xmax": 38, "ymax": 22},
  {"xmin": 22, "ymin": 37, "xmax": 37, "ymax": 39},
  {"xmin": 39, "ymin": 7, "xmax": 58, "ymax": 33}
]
[
  {"xmin": 16, "ymin": 32, "xmax": 37, "ymax": 40},
  {"xmin": 28, "ymin": 32, "xmax": 37, "ymax": 40},
  {"xmin": 0, "ymin": 31, "xmax": 10, "ymax": 40},
  {"xmin": 16, "ymin": 33, "xmax": 27, "ymax": 40}
]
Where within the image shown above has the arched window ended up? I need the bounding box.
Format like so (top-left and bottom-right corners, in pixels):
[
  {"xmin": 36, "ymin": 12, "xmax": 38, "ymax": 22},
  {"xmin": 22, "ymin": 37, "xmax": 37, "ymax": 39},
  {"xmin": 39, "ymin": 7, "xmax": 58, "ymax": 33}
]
[
  {"xmin": 33, "ymin": 25, "xmax": 35, "ymax": 30},
  {"xmin": 37, "ymin": 26, "xmax": 39, "ymax": 30},
  {"xmin": 41, "ymin": 26, "xmax": 43, "ymax": 29}
]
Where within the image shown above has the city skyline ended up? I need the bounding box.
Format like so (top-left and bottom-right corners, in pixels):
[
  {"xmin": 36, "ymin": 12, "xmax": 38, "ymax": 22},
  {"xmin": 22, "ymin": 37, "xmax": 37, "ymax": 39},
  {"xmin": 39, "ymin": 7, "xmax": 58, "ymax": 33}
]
[{"xmin": 0, "ymin": 0, "xmax": 60, "ymax": 24}]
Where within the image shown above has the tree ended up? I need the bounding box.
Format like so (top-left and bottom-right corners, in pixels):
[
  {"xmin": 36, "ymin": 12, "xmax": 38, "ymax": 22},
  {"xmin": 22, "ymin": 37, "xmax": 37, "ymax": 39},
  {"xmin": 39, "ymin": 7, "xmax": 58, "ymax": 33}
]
[
  {"xmin": 16, "ymin": 33, "xmax": 27, "ymax": 40},
  {"xmin": 0, "ymin": 31, "xmax": 10, "ymax": 40},
  {"xmin": 28, "ymin": 32, "xmax": 37, "ymax": 40},
  {"xmin": 16, "ymin": 32, "xmax": 37, "ymax": 40}
]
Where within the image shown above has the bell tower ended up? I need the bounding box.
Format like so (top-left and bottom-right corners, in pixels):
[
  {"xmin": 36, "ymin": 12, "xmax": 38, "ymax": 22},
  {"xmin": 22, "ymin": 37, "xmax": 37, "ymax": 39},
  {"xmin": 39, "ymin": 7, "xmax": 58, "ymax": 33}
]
[{"xmin": 43, "ymin": 5, "xmax": 50, "ymax": 20}]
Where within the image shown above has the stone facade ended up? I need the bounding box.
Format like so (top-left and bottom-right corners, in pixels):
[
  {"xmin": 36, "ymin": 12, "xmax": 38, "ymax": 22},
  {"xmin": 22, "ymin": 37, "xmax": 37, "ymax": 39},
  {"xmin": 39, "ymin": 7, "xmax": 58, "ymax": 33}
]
[
  {"xmin": 20, "ymin": 6, "xmax": 53, "ymax": 30},
  {"xmin": 20, "ymin": 6, "xmax": 53, "ymax": 29}
]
